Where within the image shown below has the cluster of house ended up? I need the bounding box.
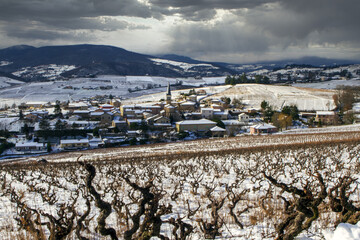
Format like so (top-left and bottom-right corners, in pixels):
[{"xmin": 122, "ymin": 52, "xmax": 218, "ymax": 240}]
[{"xmin": 0, "ymin": 83, "xmax": 348, "ymax": 155}]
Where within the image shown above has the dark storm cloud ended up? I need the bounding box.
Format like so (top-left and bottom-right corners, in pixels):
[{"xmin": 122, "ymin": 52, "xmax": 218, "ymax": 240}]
[
  {"xmin": 148, "ymin": 0, "xmax": 273, "ymax": 10},
  {"xmin": 244, "ymin": 0, "xmax": 360, "ymax": 47},
  {"xmin": 0, "ymin": 0, "xmax": 359, "ymax": 61},
  {"xmin": 169, "ymin": 21, "xmax": 269, "ymax": 54},
  {"xmin": 4, "ymin": 28, "xmax": 93, "ymax": 41},
  {"xmin": 148, "ymin": 0, "xmax": 277, "ymax": 21},
  {"xmin": 0, "ymin": 0, "xmax": 152, "ymax": 41},
  {"xmin": 0, "ymin": 0, "xmax": 153, "ymax": 20},
  {"xmin": 165, "ymin": 0, "xmax": 360, "ymax": 59}
]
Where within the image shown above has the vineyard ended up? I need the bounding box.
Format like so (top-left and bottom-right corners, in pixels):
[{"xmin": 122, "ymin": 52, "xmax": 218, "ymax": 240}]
[{"xmin": 1, "ymin": 132, "xmax": 360, "ymax": 239}]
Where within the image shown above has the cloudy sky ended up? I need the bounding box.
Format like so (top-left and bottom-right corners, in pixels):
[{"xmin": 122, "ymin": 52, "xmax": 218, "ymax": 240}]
[{"xmin": 0, "ymin": 0, "xmax": 359, "ymax": 63}]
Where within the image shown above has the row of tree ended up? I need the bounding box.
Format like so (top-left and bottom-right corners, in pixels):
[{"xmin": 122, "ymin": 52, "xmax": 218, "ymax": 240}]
[{"xmin": 225, "ymin": 74, "xmax": 270, "ymax": 85}]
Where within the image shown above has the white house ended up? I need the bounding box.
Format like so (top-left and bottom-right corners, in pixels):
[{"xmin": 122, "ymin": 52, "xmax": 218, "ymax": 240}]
[
  {"xmin": 15, "ymin": 142, "xmax": 46, "ymax": 152},
  {"xmin": 60, "ymin": 139, "xmax": 89, "ymax": 150}
]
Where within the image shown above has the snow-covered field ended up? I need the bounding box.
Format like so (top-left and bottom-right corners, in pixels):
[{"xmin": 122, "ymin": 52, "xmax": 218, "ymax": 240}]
[
  {"xmin": 12, "ymin": 64, "xmax": 77, "ymax": 80},
  {"xmin": 151, "ymin": 58, "xmax": 219, "ymax": 72},
  {"xmin": 207, "ymin": 84, "xmax": 336, "ymax": 111},
  {"xmin": 0, "ymin": 75, "xmax": 226, "ymax": 107},
  {"xmin": 1, "ymin": 131, "xmax": 360, "ymax": 239},
  {"xmin": 293, "ymin": 79, "xmax": 360, "ymax": 90},
  {"xmin": 0, "ymin": 77, "xmax": 24, "ymax": 89},
  {"xmin": 121, "ymin": 83, "xmax": 336, "ymax": 111},
  {"xmin": 0, "ymin": 72, "xmax": 343, "ymax": 111}
]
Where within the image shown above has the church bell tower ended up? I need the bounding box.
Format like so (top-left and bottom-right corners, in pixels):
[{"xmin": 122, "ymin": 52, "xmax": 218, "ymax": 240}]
[{"xmin": 166, "ymin": 82, "xmax": 171, "ymax": 105}]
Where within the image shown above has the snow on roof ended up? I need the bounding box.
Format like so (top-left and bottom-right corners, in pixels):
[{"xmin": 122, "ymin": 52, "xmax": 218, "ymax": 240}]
[
  {"xmin": 154, "ymin": 123, "xmax": 172, "ymax": 127},
  {"xmin": 73, "ymin": 110, "xmax": 90, "ymax": 113},
  {"xmin": 25, "ymin": 101, "xmax": 47, "ymax": 105},
  {"xmin": 139, "ymin": 105, "xmax": 161, "ymax": 109},
  {"xmin": 60, "ymin": 139, "xmax": 89, "ymax": 144},
  {"xmin": 127, "ymin": 119, "xmax": 142, "ymax": 123},
  {"xmin": 316, "ymin": 111, "xmax": 335, "ymax": 115},
  {"xmin": 122, "ymin": 105, "xmax": 135, "ymax": 108},
  {"xmin": 181, "ymin": 101, "xmax": 196, "ymax": 106},
  {"xmin": 176, "ymin": 119, "xmax": 216, "ymax": 125},
  {"xmin": 15, "ymin": 142, "xmax": 44, "ymax": 147},
  {"xmin": 90, "ymin": 112, "xmax": 104, "ymax": 116},
  {"xmin": 113, "ymin": 120, "xmax": 126, "ymax": 124},
  {"xmin": 223, "ymin": 120, "xmax": 242, "ymax": 126},
  {"xmin": 214, "ymin": 111, "xmax": 228, "ymax": 115},
  {"xmin": 210, "ymin": 126, "xmax": 226, "ymax": 132},
  {"xmin": 67, "ymin": 121, "xmax": 96, "ymax": 125},
  {"xmin": 69, "ymin": 102, "xmax": 88, "ymax": 107},
  {"xmin": 100, "ymin": 104, "xmax": 114, "ymax": 108},
  {"xmin": 165, "ymin": 105, "xmax": 175, "ymax": 109},
  {"xmin": 251, "ymin": 123, "xmax": 277, "ymax": 129},
  {"xmin": 201, "ymin": 108, "xmax": 214, "ymax": 111}
]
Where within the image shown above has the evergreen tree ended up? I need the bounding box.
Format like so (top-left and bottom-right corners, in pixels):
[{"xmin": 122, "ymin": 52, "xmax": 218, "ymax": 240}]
[
  {"xmin": 39, "ymin": 118, "xmax": 50, "ymax": 130},
  {"xmin": 47, "ymin": 141, "xmax": 52, "ymax": 152},
  {"xmin": 55, "ymin": 119, "xmax": 65, "ymax": 130},
  {"xmin": 240, "ymin": 73, "xmax": 248, "ymax": 83},
  {"xmin": 54, "ymin": 100, "xmax": 62, "ymax": 117},
  {"xmin": 261, "ymin": 100, "xmax": 269, "ymax": 111},
  {"xmin": 19, "ymin": 110, "xmax": 24, "ymax": 120}
]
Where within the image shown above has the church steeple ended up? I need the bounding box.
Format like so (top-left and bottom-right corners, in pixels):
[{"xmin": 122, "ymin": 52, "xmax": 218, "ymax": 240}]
[{"xmin": 166, "ymin": 82, "xmax": 171, "ymax": 105}]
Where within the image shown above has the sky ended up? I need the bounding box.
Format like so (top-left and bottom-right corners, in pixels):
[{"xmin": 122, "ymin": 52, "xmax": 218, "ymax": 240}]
[{"xmin": 0, "ymin": 0, "xmax": 359, "ymax": 63}]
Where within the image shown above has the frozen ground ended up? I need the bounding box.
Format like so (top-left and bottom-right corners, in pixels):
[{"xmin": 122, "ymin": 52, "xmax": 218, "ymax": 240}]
[
  {"xmin": 293, "ymin": 79, "xmax": 360, "ymax": 89},
  {"xmin": 0, "ymin": 75, "xmax": 225, "ymax": 107},
  {"xmin": 0, "ymin": 74, "xmax": 341, "ymax": 111},
  {"xmin": 0, "ymin": 77, "xmax": 24, "ymax": 89},
  {"xmin": 122, "ymin": 83, "xmax": 336, "ymax": 111},
  {"xmin": 207, "ymin": 84, "xmax": 336, "ymax": 111},
  {"xmin": 1, "ymin": 131, "xmax": 360, "ymax": 239},
  {"xmin": 151, "ymin": 58, "xmax": 218, "ymax": 71}
]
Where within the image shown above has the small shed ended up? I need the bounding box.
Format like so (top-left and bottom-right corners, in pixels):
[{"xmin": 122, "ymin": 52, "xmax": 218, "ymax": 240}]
[{"xmin": 210, "ymin": 126, "xmax": 226, "ymax": 138}]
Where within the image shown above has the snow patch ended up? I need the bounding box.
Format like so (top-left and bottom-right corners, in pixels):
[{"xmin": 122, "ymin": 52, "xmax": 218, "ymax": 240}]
[
  {"xmin": 12, "ymin": 64, "xmax": 77, "ymax": 80},
  {"xmin": 150, "ymin": 58, "xmax": 218, "ymax": 71},
  {"xmin": 324, "ymin": 222, "xmax": 360, "ymax": 240},
  {"xmin": 0, "ymin": 61, "xmax": 12, "ymax": 66}
]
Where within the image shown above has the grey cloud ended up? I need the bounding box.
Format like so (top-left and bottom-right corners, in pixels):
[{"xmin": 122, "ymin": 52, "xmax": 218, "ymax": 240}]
[
  {"xmin": 148, "ymin": 0, "xmax": 276, "ymax": 21},
  {"xmin": 4, "ymin": 28, "xmax": 93, "ymax": 41},
  {"xmin": 39, "ymin": 17, "xmax": 149, "ymax": 31},
  {"xmin": 0, "ymin": 0, "xmax": 153, "ymax": 20},
  {"xmin": 244, "ymin": 0, "xmax": 360, "ymax": 47},
  {"xmin": 0, "ymin": 0, "xmax": 153, "ymax": 33},
  {"xmin": 148, "ymin": 0, "xmax": 273, "ymax": 10},
  {"xmin": 168, "ymin": 20, "xmax": 269, "ymax": 56},
  {"xmin": 165, "ymin": 0, "xmax": 360, "ymax": 62},
  {"xmin": 0, "ymin": 0, "xmax": 359, "ymax": 62}
]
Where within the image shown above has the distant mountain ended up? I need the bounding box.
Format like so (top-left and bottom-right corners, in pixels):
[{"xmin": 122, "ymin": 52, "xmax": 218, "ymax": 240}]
[
  {"xmin": 1, "ymin": 44, "xmax": 358, "ymax": 82},
  {"xmin": 256, "ymin": 56, "xmax": 360, "ymax": 67},
  {"xmin": 0, "ymin": 45, "xmax": 235, "ymax": 81},
  {"xmin": 157, "ymin": 54, "xmax": 203, "ymax": 64}
]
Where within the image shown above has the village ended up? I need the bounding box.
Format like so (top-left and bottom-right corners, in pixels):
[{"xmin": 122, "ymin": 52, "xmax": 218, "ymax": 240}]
[{"xmin": 0, "ymin": 81, "xmax": 358, "ymax": 158}]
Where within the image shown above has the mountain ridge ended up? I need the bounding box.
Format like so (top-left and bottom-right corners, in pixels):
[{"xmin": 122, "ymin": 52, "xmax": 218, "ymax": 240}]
[{"xmin": 0, "ymin": 44, "xmax": 359, "ymax": 82}]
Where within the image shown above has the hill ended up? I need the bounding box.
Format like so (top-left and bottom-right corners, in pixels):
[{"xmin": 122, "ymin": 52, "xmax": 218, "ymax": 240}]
[
  {"xmin": 124, "ymin": 83, "xmax": 336, "ymax": 111},
  {"xmin": 0, "ymin": 44, "xmax": 235, "ymax": 81}
]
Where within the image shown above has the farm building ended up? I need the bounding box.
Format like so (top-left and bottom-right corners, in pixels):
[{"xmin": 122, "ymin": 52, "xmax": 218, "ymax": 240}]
[{"xmin": 250, "ymin": 123, "xmax": 277, "ymax": 134}]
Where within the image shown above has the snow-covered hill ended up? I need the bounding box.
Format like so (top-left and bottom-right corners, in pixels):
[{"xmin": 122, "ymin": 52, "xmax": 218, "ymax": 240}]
[{"xmin": 0, "ymin": 77, "xmax": 24, "ymax": 89}]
